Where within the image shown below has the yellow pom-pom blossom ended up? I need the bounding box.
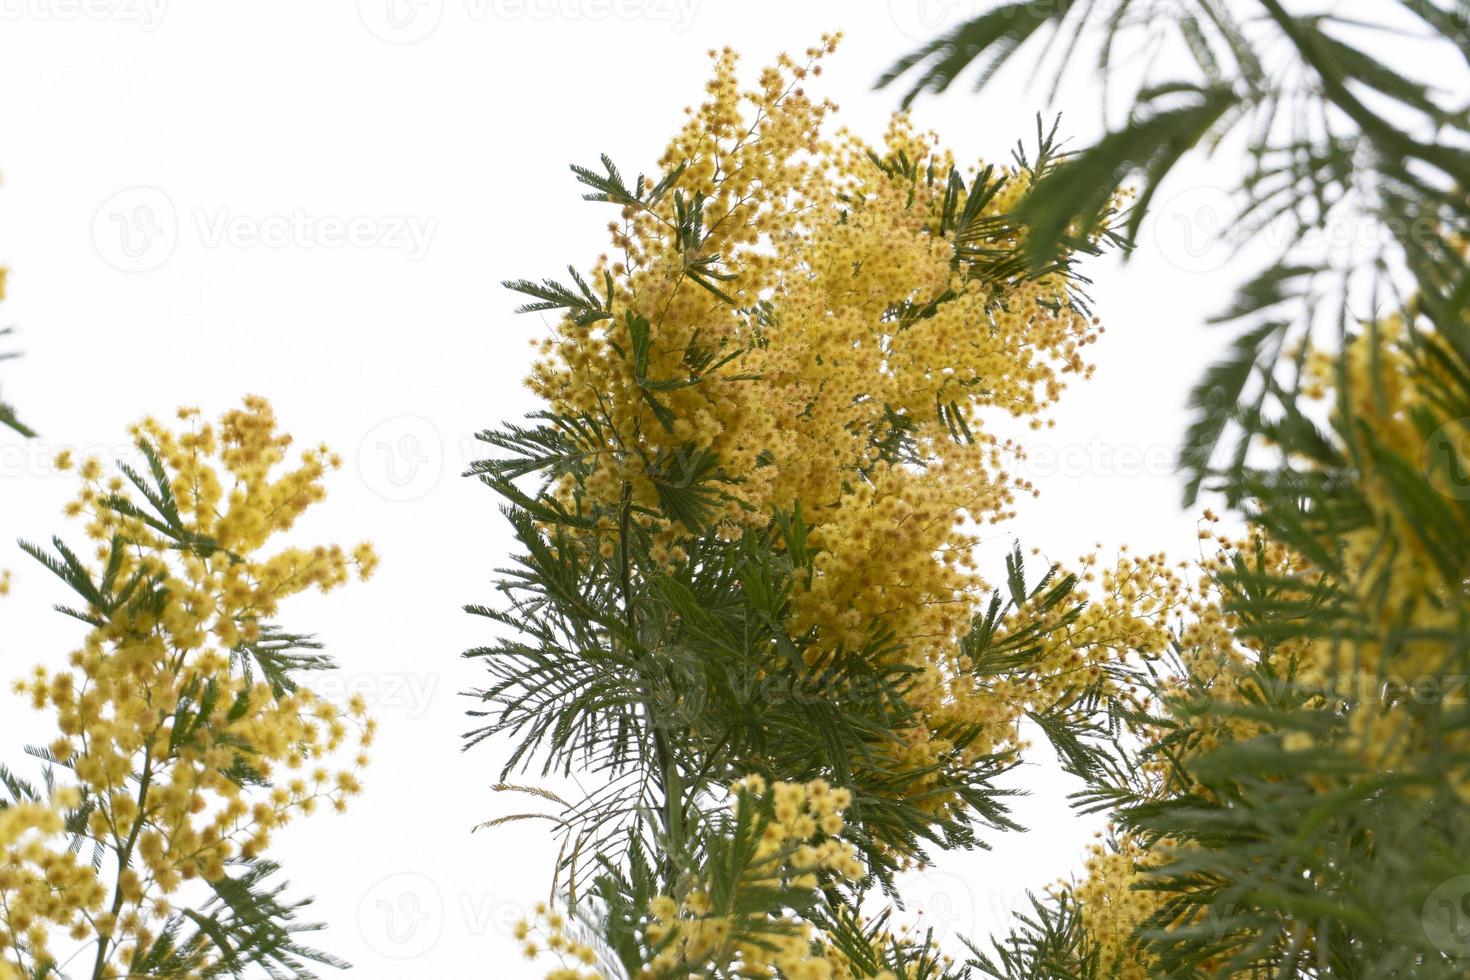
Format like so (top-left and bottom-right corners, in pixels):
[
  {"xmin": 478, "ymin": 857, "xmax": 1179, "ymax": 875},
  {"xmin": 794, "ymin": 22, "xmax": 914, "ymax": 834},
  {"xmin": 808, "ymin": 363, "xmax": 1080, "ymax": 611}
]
[
  {"xmin": 639, "ymin": 780, "xmax": 864, "ymax": 979},
  {"xmin": 1152, "ymin": 318, "xmax": 1470, "ymax": 783},
  {"xmin": 1069, "ymin": 834, "xmax": 1158, "ymax": 980},
  {"xmin": 1050, "ymin": 534, "xmax": 1313, "ymax": 977},
  {"xmin": 2, "ymin": 397, "xmax": 376, "ymax": 977},
  {"xmin": 1069, "ymin": 831, "xmax": 1234, "ymax": 980},
  {"xmin": 520, "ymin": 778, "xmax": 908, "ymax": 980},
  {"xmin": 1055, "ymin": 314, "xmax": 1470, "ymax": 975},
  {"xmin": 0, "ymin": 790, "xmax": 106, "ymax": 980},
  {"xmin": 1304, "ymin": 319, "xmax": 1470, "ymax": 778},
  {"xmin": 523, "ymin": 41, "xmax": 1177, "ymax": 839}
]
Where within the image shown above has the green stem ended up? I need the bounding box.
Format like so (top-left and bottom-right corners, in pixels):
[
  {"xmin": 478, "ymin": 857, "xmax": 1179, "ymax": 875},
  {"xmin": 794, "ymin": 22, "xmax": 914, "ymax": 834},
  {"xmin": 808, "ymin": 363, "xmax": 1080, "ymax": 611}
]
[
  {"xmin": 91, "ymin": 744, "xmax": 154, "ymax": 980},
  {"xmin": 619, "ymin": 481, "xmax": 682, "ymax": 887}
]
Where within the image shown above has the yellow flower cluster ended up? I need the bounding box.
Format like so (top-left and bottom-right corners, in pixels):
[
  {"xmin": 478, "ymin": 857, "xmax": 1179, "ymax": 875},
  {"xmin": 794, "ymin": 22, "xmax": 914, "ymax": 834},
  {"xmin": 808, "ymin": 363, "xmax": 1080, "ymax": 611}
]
[
  {"xmin": 0, "ymin": 789, "xmax": 108, "ymax": 980},
  {"xmin": 513, "ymin": 902, "xmax": 601, "ymax": 980},
  {"xmin": 642, "ymin": 777, "xmax": 864, "ymax": 979},
  {"xmin": 1057, "ymin": 534, "xmax": 1311, "ymax": 975},
  {"xmin": 1072, "ymin": 835, "xmax": 1156, "ymax": 980},
  {"xmin": 1072, "ymin": 830, "xmax": 1243, "ymax": 980},
  {"xmin": 536, "ymin": 40, "xmax": 1094, "ymax": 591},
  {"xmin": 1153, "ymin": 319, "xmax": 1470, "ymax": 782},
  {"xmin": 526, "ymin": 41, "xmax": 1171, "ymax": 838},
  {"xmin": 996, "ymin": 549, "xmax": 1187, "ymax": 733},
  {"xmin": 519, "ymin": 778, "xmax": 891, "ymax": 980},
  {"xmin": 873, "ymin": 546, "xmax": 1190, "ymax": 838},
  {"xmin": 2, "ymin": 398, "xmax": 376, "ymax": 977},
  {"xmin": 1304, "ymin": 320, "xmax": 1470, "ymax": 776},
  {"xmin": 1060, "ymin": 316, "xmax": 1470, "ymax": 973}
]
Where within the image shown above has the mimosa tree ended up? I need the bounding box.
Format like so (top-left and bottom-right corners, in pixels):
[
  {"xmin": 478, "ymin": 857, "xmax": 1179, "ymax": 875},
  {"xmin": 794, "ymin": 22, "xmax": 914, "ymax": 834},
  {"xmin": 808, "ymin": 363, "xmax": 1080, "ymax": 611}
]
[
  {"xmin": 468, "ymin": 40, "xmax": 1181, "ymax": 978},
  {"xmin": 1, "ymin": 399, "xmax": 377, "ymax": 979}
]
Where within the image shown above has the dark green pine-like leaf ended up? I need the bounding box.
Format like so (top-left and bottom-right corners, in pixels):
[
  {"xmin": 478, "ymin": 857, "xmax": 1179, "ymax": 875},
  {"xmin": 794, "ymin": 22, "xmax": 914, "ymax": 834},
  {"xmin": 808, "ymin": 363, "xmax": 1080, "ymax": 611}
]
[
  {"xmin": 229, "ymin": 626, "xmax": 333, "ymax": 698},
  {"xmin": 878, "ymin": 5, "xmax": 1470, "ymax": 976},
  {"xmin": 1178, "ymin": 318, "xmax": 1285, "ymax": 506},
  {"xmin": 0, "ymin": 326, "xmax": 34, "ymax": 437},
  {"xmin": 133, "ymin": 859, "xmax": 350, "ymax": 978},
  {"xmin": 503, "ymin": 265, "xmax": 613, "ymax": 325},
  {"xmin": 1012, "ymin": 84, "xmax": 1238, "ymax": 270},
  {"xmin": 0, "ymin": 399, "xmax": 34, "ymax": 437},
  {"xmin": 968, "ymin": 889, "xmax": 1101, "ymax": 980},
  {"xmin": 878, "ymin": 0, "xmax": 1081, "ymax": 108}
]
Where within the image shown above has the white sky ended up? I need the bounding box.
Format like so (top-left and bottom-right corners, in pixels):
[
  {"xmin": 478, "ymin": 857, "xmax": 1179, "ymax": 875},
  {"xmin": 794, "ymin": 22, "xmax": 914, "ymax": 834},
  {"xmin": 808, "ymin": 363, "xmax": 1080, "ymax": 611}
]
[{"xmin": 0, "ymin": 1, "xmax": 1297, "ymax": 976}]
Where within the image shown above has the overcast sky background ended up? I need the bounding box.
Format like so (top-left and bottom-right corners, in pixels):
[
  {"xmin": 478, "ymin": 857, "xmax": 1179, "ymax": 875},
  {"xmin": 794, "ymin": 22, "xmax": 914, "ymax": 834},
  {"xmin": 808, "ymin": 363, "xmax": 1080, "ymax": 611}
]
[{"xmin": 0, "ymin": 2, "xmax": 1307, "ymax": 975}]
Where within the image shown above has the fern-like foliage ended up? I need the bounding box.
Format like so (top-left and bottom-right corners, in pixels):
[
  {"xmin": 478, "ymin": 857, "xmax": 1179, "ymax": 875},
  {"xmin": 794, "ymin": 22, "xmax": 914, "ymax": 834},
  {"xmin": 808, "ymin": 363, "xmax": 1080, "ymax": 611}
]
[
  {"xmin": 469, "ymin": 124, "xmax": 1135, "ymax": 972},
  {"xmin": 881, "ymin": 0, "xmax": 1470, "ymax": 505},
  {"xmin": 3, "ymin": 430, "xmax": 357, "ymax": 978}
]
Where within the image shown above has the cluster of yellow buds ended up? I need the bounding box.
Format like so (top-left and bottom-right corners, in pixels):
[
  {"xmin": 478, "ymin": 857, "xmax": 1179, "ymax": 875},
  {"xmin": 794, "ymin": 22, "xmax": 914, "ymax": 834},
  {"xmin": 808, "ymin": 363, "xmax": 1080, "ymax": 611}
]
[
  {"xmin": 643, "ymin": 777, "xmax": 863, "ymax": 978},
  {"xmin": 2, "ymin": 398, "xmax": 376, "ymax": 975},
  {"xmin": 513, "ymin": 901, "xmax": 603, "ymax": 979},
  {"xmin": 517, "ymin": 40, "xmax": 1173, "ymax": 838}
]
